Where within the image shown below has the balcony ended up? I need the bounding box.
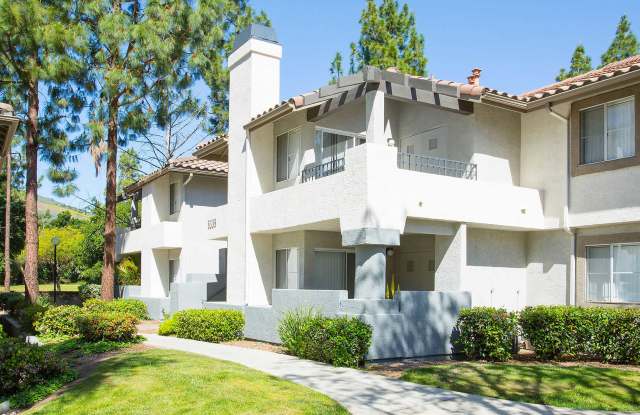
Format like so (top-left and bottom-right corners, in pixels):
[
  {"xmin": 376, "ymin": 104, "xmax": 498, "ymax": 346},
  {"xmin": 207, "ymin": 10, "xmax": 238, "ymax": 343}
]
[
  {"xmin": 397, "ymin": 152, "xmax": 477, "ymax": 180},
  {"xmin": 301, "ymin": 158, "xmax": 345, "ymax": 183},
  {"xmin": 116, "ymin": 221, "xmax": 182, "ymax": 255}
]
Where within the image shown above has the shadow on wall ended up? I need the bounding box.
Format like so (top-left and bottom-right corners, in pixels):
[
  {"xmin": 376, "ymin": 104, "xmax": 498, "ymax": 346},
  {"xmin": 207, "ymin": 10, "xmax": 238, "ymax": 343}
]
[{"xmin": 466, "ymin": 229, "xmax": 526, "ymax": 268}]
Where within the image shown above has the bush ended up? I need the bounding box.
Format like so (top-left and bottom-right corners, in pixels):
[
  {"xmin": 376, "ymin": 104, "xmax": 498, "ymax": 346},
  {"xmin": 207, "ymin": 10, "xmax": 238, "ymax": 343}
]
[
  {"xmin": 278, "ymin": 308, "xmax": 372, "ymax": 368},
  {"xmin": 172, "ymin": 309, "xmax": 244, "ymax": 343},
  {"xmin": 17, "ymin": 303, "xmax": 48, "ymax": 333},
  {"xmin": 0, "ymin": 324, "xmax": 5, "ymax": 339},
  {"xmin": 520, "ymin": 306, "xmax": 640, "ymax": 363},
  {"xmin": 35, "ymin": 305, "xmax": 85, "ymax": 337},
  {"xmin": 79, "ymin": 262, "xmax": 102, "ymax": 284},
  {"xmin": 76, "ymin": 311, "xmax": 138, "ymax": 342},
  {"xmin": 0, "ymin": 292, "xmax": 26, "ymax": 314},
  {"xmin": 0, "ymin": 338, "xmax": 69, "ymax": 397},
  {"xmin": 158, "ymin": 316, "xmax": 176, "ymax": 336},
  {"xmin": 78, "ymin": 283, "xmax": 101, "ymax": 301},
  {"xmin": 83, "ymin": 298, "xmax": 149, "ymax": 320},
  {"xmin": 454, "ymin": 307, "xmax": 518, "ymax": 362}
]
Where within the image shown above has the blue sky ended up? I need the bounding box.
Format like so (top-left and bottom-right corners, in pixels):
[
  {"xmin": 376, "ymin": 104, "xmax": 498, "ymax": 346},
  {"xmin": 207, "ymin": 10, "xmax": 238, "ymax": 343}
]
[{"xmin": 40, "ymin": 0, "xmax": 640, "ymax": 208}]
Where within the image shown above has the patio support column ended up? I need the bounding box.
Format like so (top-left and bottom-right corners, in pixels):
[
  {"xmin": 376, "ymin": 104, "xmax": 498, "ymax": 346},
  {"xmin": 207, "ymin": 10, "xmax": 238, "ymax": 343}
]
[
  {"xmin": 365, "ymin": 88, "xmax": 385, "ymax": 144},
  {"xmin": 354, "ymin": 245, "xmax": 386, "ymax": 299}
]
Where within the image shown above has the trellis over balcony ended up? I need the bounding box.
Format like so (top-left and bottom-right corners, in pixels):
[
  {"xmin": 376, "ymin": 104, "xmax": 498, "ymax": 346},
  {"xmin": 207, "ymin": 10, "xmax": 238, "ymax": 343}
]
[{"xmin": 397, "ymin": 152, "xmax": 477, "ymax": 180}]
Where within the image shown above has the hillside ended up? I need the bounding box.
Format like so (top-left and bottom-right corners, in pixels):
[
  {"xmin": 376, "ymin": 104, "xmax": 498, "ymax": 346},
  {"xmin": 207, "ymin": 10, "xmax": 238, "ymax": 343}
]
[{"xmin": 38, "ymin": 195, "xmax": 89, "ymax": 220}]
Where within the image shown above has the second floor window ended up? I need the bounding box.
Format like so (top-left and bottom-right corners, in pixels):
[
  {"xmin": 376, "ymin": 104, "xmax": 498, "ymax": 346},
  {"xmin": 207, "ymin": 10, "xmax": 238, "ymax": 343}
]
[
  {"xmin": 169, "ymin": 182, "xmax": 178, "ymax": 215},
  {"xmin": 580, "ymin": 97, "xmax": 635, "ymax": 164},
  {"xmin": 276, "ymin": 129, "xmax": 300, "ymax": 182}
]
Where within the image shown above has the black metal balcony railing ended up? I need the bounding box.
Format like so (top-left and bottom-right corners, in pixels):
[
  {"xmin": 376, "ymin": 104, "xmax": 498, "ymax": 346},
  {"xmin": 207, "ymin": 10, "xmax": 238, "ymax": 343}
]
[
  {"xmin": 398, "ymin": 152, "xmax": 477, "ymax": 180},
  {"xmin": 301, "ymin": 158, "xmax": 346, "ymax": 183}
]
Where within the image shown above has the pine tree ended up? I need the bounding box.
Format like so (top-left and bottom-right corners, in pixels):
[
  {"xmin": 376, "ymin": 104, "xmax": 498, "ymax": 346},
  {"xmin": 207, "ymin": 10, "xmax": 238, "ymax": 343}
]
[
  {"xmin": 329, "ymin": 52, "xmax": 344, "ymax": 84},
  {"xmin": 189, "ymin": 1, "xmax": 269, "ymax": 135},
  {"xmin": 330, "ymin": 0, "xmax": 427, "ymax": 79},
  {"xmin": 0, "ymin": 0, "xmax": 85, "ymax": 303},
  {"xmin": 556, "ymin": 44, "xmax": 593, "ymax": 81},
  {"xmin": 601, "ymin": 15, "xmax": 639, "ymax": 66}
]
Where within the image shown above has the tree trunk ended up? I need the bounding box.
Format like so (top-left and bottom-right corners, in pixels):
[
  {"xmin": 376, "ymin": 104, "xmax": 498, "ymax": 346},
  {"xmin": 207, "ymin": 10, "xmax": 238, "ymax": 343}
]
[
  {"xmin": 4, "ymin": 151, "xmax": 11, "ymax": 291},
  {"xmin": 101, "ymin": 99, "xmax": 118, "ymax": 300},
  {"xmin": 23, "ymin": 82, "xmax": 40, "ymax": 303}
]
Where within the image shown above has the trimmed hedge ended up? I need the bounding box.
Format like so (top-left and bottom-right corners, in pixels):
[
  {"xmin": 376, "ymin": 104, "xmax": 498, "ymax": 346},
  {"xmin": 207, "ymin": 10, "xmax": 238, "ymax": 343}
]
[
  {"xmin": 0, "ymin": 338, "xmax": 69, "ymax": 397},
  {"xmin": 158, "ymin": 316, "xmax": 176, "ymax": 336},
  {"xmin": 173, "ymin": 309, "xmax": 244, "ymax": 343},
  {"xmin": 520, "ymin": 306, "xmax": 640, "ymax": 363},
  {"xmin": 454, "ymin": 307, "xmax": 519, "ymax": 362},
  {"xmin": 35, "ymin": 305, "xmax": 85, "ymax": 337},
  {"xmin": 76, "ymin": 311, "xmax": 139, "ymax": 342},
  {"xmin": 83, "ymin": 298, "xmax": 149, "ymax": 320},
  {"xmin": 278, "ymin": 308, "xmax": 372, "ymax": 368}
]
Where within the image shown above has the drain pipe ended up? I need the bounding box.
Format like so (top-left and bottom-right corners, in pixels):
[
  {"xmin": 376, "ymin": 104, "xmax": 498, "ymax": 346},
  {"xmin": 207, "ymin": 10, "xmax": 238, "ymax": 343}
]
[
  {"xmin": 183, "ymin": 173, "xmax": 194, "ymax": 187},
  {"xmin": 546, "ymin": 103, "xmax": 576, "ymax": 305}
]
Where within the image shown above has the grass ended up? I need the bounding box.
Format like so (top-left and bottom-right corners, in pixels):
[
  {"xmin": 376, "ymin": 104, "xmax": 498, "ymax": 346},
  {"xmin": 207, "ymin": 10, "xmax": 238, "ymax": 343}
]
[
  {"xmin": 3, "ymin": 283, "xmax": 80, "ymax": 293},
  {"xmin": 25, "ymin": 349, "xmax": 347, "ymax": 415},
  {"xmin": 39, "ymin": 335, "xmax": 144, "ymax": 356},
  {"xmin": 401, "ymin": 362, "xmax": 640, "ymax": 412}
]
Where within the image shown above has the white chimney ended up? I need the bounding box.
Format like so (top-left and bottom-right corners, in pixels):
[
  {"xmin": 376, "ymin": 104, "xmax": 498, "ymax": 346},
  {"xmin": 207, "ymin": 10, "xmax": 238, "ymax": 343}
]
[{"xmin": 226, "ymin": 25, "xmax": 281, "ymax": 305}]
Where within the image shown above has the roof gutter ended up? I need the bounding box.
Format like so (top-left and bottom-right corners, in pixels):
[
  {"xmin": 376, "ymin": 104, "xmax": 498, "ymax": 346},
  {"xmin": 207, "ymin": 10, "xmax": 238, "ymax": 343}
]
[{"xmin": 244, "ymin": 102, "xmax": 294, "ymax": 131}]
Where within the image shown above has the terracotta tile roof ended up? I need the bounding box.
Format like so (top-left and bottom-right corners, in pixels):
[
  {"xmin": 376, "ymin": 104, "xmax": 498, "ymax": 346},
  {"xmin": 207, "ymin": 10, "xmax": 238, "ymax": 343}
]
[
  {"xmin": 195, "ymin": 135, "xmax": 228, "ymax": 151},
  {"xmin": 123, "ymin": 156, "xmax": 227, "ymax": 195},
  {"xmin": 486, "ymin": 55, "xmax": 640, "ymax": 103},
  {"xmin": 168, "ymin": 156, "xmax": 228, "ymax": 173}
]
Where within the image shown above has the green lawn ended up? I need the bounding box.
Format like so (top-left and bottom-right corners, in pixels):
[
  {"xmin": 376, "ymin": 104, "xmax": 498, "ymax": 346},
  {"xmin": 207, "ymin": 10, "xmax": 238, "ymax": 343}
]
[
  {"xmin": 401, "ymin": 362, "xmax": 640, "ymax": 412},
  {"xmin": 3, "ymin": 283, "xmax": 79, "ymax": 293},
  {"xmin": 26, "ymin": 349, "xmax": 347, "ymax": 415}
]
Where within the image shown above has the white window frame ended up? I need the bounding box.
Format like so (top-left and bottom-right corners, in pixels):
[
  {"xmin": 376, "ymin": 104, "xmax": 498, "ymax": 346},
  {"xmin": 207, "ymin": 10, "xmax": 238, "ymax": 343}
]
[
  {"xmin": 275, "ymin": 127, "xmax": 301, "ymax": 183},
  {"xmin": 579, "ymin": 96, "xmax": 635, "ymax": 165},
  {"xmin": 314, "ymin": 127, "xmax": 365, "ymax": 164},
  {"xmin": 586, "ymin": 242, "xmax": 640, "ymax": 304},
  {"xmin": 274, "ymin": 247, "xmax": 299, "ymax": 289}
]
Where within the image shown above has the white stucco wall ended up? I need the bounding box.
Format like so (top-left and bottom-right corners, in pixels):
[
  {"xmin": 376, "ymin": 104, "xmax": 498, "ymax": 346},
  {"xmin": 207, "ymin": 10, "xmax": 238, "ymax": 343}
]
[
  {"xmin": 520, "ymin": 106, "xmax": 568, "ymax": 229},
  {"xmin": 526, "ymin": 230, "xmax": 571, "ymax": 306}
]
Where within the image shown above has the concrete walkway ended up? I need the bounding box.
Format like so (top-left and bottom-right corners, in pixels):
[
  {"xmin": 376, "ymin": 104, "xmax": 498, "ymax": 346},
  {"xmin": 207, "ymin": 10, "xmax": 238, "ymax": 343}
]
[{"xmin": 143, "ymin": 334, "xmax": 631, "ymax": 415}]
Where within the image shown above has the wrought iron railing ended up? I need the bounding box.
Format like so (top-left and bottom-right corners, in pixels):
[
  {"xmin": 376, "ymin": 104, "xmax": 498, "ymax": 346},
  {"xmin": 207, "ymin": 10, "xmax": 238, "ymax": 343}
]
[
  {"xmin": 397, "ymin": 152, "xmax": 477, "ymax": 180},
  {"xmin": 301, "ymin": 158, "xmax": 346, "ymax": 183}
]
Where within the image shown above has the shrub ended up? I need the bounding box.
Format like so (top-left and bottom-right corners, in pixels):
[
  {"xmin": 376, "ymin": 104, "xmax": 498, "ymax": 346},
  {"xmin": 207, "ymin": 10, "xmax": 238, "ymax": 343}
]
[
  {"xmin": 35, "ymin": 305, "xmax": 85, "ymax": 337},
  {"xmin": 78, "ymin": 283, "xmax": 101, "ymax": 301},
  {"xmin": 0, "ymin": 338, "xmax": 68, "ymax": 397},
  {"xmin": 83, "ymin": 298, "xmax": 149, "ymax": 320},
  {"xmin": 0, "ymin": 324, "xmax": 5, "ymax": 339},
  {"xmin": 454, "ymin": 307, "xmax": 518, "ymax": 362},
  {"xmin": 79, "ymin": 262, "xmax": 102, "ymax": 284},
  {"xmin": 520, "ymin": 306, "xmax": 640, "ymax": 363},
  {"xmin": 0, "ymin": 292, "xmax": 26, "ymax": 314},
  {"xmin": 278, "ymin": 308, "xmax": 372, "ymax": 368},
  {"xmin": 17, "ymin": 303, "xmax": 48, "ymax": 333},
  {"xmin": 76, "ymin": 311, "xmax": 138, "ymax": 342},
  {"xmin": 158, "ymin": 316, "xmax": 176, "ymax": 336},
  {"xmin": 172, "ymin": 309, "xmax": 244, "ymax": 343}
]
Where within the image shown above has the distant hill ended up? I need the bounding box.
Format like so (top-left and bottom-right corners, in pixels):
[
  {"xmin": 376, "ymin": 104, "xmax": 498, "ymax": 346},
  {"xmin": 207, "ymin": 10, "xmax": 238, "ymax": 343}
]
[{"xmin": 38, "ymin": 195, "xmax": 89, "ymax": 220}]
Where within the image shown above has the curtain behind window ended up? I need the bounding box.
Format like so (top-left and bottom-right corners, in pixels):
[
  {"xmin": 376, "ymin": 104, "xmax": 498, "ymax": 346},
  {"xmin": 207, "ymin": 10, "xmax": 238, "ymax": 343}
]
[
  {"xmin": 613, "ymin": 244, "xmax": 640, "ymax": 303},
  {"xmin": 587, "ymin": 246, "xmax": 610, "ymax": 302},
  {"xmin": 313, "ymin": 251, "xmax": 346, "ymax": 290},
  {"xmin": 607, "ymin": 100, "xmax": 635, "ymax": 160},
  {"xmin": 581, "ymin": 106, "xmax": 605, "ymax": 164}
]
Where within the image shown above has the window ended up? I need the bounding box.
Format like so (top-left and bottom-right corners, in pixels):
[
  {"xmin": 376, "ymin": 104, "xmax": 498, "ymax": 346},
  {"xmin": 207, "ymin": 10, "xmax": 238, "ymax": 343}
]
[
  {"xmin": 168, "ymin": 259, "xmax": 178, "ymax": 285},
  {"xmin": 314, "ymin": 129, "xmax": 364, "ymax": 165},
  {"xmin": 169, "ymin": 182, "xmax": 179, "ymax": 215},
  {"xmin": 580, "ymin": 97, "xmax": 635, "ymax": 164},
  {"xmin": 275, "ymin": 248, "xmax": 297, "ymax": 289},
  {"xmin": 276, "ymin": 129, "xmax": 300, "ymax": 182},
  {"xmin": 587, "ymin": 243, "xmax": 640, "ymax": 303}
]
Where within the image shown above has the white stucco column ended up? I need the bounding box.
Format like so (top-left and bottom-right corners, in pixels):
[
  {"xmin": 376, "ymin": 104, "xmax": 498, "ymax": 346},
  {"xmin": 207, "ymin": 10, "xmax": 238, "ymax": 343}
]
[
  {"xmin": 226, "ymin": 25, "xmax": 281, "ymax": 305},
  {"xmin": 365, "ymin": 89, "xmax": 385, "ymax": 144},
  {"xmin": 354, "ymin": 245, "xmax": 386, "ymax": 299}
]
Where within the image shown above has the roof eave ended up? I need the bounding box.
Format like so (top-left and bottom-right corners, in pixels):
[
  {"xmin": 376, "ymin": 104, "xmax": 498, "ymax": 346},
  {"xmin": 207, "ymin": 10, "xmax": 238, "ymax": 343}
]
[{"xmin": 123, "ymin": 166, "xmax": 227, "ymax": 196}]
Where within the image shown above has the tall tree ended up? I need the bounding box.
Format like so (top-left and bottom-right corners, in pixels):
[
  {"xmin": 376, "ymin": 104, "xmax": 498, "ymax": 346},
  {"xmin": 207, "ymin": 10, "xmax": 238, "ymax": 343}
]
[
  {"xmin": 330, "ymin": 0, "xmax": 427, "ymax": 79},
  {"xmin": 0, "ymin": 0, "xmax": 85, "ymax": 302},
  {"xmin": 189, "ymin": 0, "xmax": 270, "ymax": 135},
  {"xmin": 82, "ymin": 0, "xmax": 194, "ymax": 300},
  {"xmin": 329, "ymin": 52, "xmax": 344, "ymax": 84},
  {"xmin": 556, "ymin": 44, "xmax": 593, "ymax": 81},
  {"xmin": 601, "ymin": 15, "xmax": 639, "ymax": 66}
]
